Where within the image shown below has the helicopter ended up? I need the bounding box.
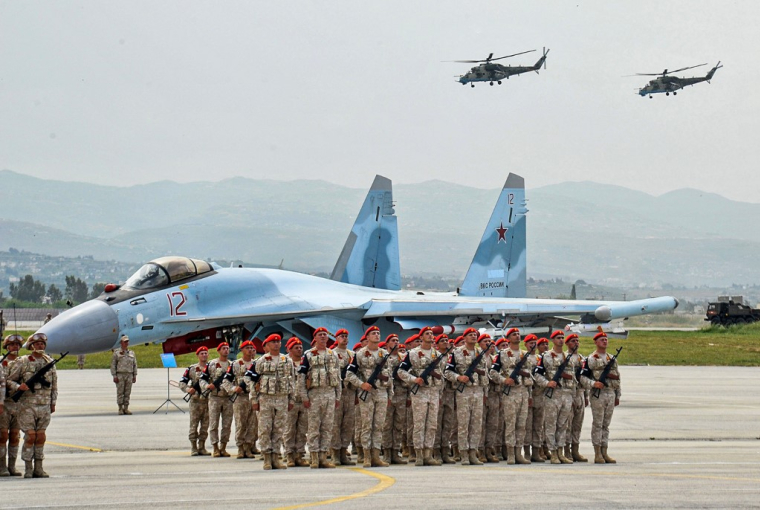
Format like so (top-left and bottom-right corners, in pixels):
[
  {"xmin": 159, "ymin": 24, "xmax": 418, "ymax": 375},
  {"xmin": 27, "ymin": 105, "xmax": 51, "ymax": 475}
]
[
  {"xmin": 634, "ymin": 62, "xmax": 723, "ymax": 98},
  {"xmin": 449, "ymin": 48, "xmax": 549, "ymax": 87}
]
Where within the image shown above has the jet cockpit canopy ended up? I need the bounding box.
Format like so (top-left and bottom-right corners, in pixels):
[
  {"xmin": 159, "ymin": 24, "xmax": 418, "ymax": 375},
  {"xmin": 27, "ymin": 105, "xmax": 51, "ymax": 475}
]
[{"xmin": 124, "ymin": 257, "xmax": 213, "ymax": 290}]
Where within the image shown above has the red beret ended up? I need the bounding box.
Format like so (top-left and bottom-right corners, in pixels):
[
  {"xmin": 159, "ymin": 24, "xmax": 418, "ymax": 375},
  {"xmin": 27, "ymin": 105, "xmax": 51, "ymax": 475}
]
[
  {"xmin": 495, "ymin": 337, "xmax": 508, "ymax": 346},
  {"xmin": 550, "ymin": 330, "xmax": 565, "ymax": 339},
  {"xmin": 478, "ymin": 333, "xmax": 491, "ymax": 342},
  {"xmin": 404, "ymin": 333, "xmax": 419, "ymax": 346},
  {"xmin": 385, "ymin": 334, "xmax": 399, "ymax": 342},
  {"xmin": 217, "ymin": 342, "xmax": 229, "ymax": 351},
  {"xmin": 419, "ymin": 326, "xmax": 433, "ymax": 336},
  {"xmin": 378, "ymin": 341, "xmax": 387, "ymax": 349},
  {"xmin": 537, "ymin": 337, "xmax": 549, "ymax": 345},
  {"xmin": 313, "ymin": 327, "xmax": 330, "ymax": 338},
  {"xmin": 240, "ymin": 340, "xmax": 254, "ymax": 349},
  {"xmin": 565, "ymin": 333, "xmax": 580, "ymax": 342},
  {"xmin": 462, "ymin": 327, "xmax": 478, "ymax": 337},
  {"xmin": 435, "ymin": 334, "xmax": 449, "ymax": 343},
  {"xmin": 593, "ymin": 332, "xmax": 607, "ymax": 341},
  {"xmin": 263, "ymin": 333, "xmax": 282, "ymax": 345},
  {"xmin": 454, "ymin": 336, "xmax": 464, "ymax": 346},
  {"xmin": 505, "ymin": 328, "xmax": 521, "ymax": 337},
  {"xmin": 195, "ymin": 346, "xmax": 208, "ymax": 355},
  {"xmin": 286, "ymin": 337, "xmax": 302, "ymax": 350},
  {"xmin": 352, "ymin": 343, "xmax": 363, "ymax": 351},
  {"xmin": 365, "ymin": 326, "xmax": 380, "ymax": 335},
  {"xmin": 523, "ymin": 334, "xmax": 538, "ymax": 344},
  {"xmin": 335, "ymin": 328, "xmax": 349, "ymax": 337}
]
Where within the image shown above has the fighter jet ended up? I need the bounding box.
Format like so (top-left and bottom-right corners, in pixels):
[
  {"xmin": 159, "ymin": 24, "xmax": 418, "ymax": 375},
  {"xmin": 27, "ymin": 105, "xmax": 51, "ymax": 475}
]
[{"xmin": 37, "ymin": 174, "xmax": 678, "ymax": 355}]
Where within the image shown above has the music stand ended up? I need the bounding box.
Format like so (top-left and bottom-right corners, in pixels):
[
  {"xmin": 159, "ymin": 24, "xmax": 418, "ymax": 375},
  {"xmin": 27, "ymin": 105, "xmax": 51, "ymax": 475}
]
[{"xmin": 153, "ymin": 353, "xmax": 184, "ymax": 414}]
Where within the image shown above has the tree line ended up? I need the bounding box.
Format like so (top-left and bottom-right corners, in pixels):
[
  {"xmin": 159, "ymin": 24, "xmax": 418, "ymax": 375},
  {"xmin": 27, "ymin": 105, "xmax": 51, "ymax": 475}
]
[{"xmin": 3, "ymin": 275, "xmax": 105, "ymax": 306}]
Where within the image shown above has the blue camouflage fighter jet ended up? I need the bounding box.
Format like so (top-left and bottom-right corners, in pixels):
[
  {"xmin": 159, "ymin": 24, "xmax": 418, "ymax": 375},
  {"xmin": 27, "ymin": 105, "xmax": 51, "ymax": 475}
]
[{"xmin": 36, "ymin": 174, "xmax": 678, "ymax": 355}]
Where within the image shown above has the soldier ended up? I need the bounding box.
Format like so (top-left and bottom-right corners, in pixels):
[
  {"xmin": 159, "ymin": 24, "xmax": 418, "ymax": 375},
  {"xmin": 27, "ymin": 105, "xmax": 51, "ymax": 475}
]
[
  {"xmin": 43, "ymin": 313, "xmax": 52, "ymax": 325},
  {"xmin": 402, "ymin": 333, "xmax": 420, "ymax": 463},
  {"xmin": 444, "ymin": 327, "xmax": 487, "ymax": 466},
  {"xmin": 351, "ymin": 338, "xmax": 367, "ymax": 464},
  {"xmin": 565, "ymin": 333, "xmax": 589, "ymax": 462},
  {"xmin": 534, "ymin": 330, "xmax": 577, "ymax": 464},
  {"xmin": 7, "ymin": 333, "xmax": 57, "ymax": 478},
  {"xmin": 299, "ymin": 327, "xmax": 341, "ymax": 469},
  {"xmin": 345, "ymin": 325, "xmax": 392, "ymax": 468},
  {"xmin": 494, "ymin": 337, "xmax": 510, "ymax": 460},
  {"xmin": 580, "ymin": 331, "xmax": 621, "ymax": 464},
  {"xmin": 382, "ymin": 335, "xmax": 407, "ymax": 464},
  {"xmin": 1, "ymin": 334, "xmax": 24, "ymax": 476},
  {"xmin": 179, "ymin": 346, "xmax": 211, "ymax": 456},
  {"xmin": 433, "ymin": 334, "xmax": 456, "ymax": 464},
  {"xmin": 76, "ymin": 355, "xmax": 86, "ymax": 370},
  {"xmin": 110, "ymin": 335, "xmax": 138, "ymax": 415},
  {"xmin": 528, "ymin": 337, "xmax": 550, "ymax": 462},
  {"xmin": 476, "ymin": 334, "xmax": 494, "ymax": 463},
  {"xmin": 330, "ymin": 329, "xmax": 356, "ymax": 466},
  {"xmin": 221, "ymin": 340, "xmax": 257, "ymax": 459},
  {"xmin": 484, "ymin": 336, "xmax": 504, "ymax": 462},
  {"xmin": 397, "ymin": 326, "xmax": 443, "ymax": 466},
  {"xmin": 283, "ymin": 337, "xmax": 309, "ymax": 467},
  {"xmin": 490, "ymin": 329, "xmax": 535, "ymax": 465},
  {"xmin": 248, "ymin": 334, "xmax": 294, "ymax": 470},
  {"xmin": 201, "ymin": 342, "xmax": 233, "ymax": 458}
]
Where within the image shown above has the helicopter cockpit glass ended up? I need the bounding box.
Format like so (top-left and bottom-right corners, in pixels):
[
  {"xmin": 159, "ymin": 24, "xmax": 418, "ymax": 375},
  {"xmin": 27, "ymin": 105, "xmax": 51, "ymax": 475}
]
[{"xmin": 124, "ymin": 263, "xmax": 169, "ymax": 290}]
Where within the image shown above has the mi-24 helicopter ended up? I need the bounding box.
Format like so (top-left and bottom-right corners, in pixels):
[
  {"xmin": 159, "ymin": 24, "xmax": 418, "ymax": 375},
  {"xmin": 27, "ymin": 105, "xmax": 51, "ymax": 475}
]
[
  {"xmin": 634, "ymin": 61, "xmax": 722, "ymax": 98},
  {"xmin": 448, "ymin": 48, "xmax": 549, "ymax": 87}
]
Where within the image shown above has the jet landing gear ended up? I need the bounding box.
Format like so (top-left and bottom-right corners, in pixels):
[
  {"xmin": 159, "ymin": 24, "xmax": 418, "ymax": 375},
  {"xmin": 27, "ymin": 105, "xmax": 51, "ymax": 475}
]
[
  {"xmin": 471, "ymin": 83, "xmax": 475, "ymax": 88},
  {"xmin": 498, "ymin": 80, "xmax": 502, "ymax": 84},
  {"xmin": 490, "ymin": 81, "xmax": 494, "ymax": 86}
]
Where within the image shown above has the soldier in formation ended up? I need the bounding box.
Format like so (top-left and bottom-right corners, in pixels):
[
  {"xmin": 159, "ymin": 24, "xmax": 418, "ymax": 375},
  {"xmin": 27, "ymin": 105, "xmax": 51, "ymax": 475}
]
[
  {"xmin": 221, "ymin": 340, "xmax": 257, "ymax": 459},
  {"xmin": 110, "ymin": 335, "xmax": 138, "ymax": 415},
  {"xmin": 330, "ymin": 329, "xmax": 355, "ymax": 466},
  {"xmin": 284, "ymin": 337, "xmax": 309, "ymax": 467},
  {"xmin": 202, "ymin": 342, "xmax": 233, "ymax": 457},
  {"xmin": 179, "ymin": 346, "xmax": 212, "ymax": 456},
  {"xmin": 382, "ymin": 334, "xmax": 407, "ymax": 465},
  {"xmin": 1, "ymin": 334, "xmax": 24, "ymax": 476}
]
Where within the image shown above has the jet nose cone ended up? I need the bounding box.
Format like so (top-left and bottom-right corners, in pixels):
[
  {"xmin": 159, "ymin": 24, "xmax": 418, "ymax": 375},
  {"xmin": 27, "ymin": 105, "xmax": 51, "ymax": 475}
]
[{"xmin": 37, "ymin": 300, "xmax": 119, "ymax": 355}]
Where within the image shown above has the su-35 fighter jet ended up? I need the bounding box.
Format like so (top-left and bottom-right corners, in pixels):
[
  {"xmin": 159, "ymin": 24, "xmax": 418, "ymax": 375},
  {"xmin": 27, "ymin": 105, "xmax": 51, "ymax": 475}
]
[{"xmin": 36, "ymin": 174, "xmax": 677, "ymax": 355}]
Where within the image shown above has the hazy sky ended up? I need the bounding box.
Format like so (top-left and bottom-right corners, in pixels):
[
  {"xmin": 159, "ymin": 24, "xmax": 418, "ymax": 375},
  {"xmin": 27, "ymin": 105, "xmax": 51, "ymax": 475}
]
[{"xmin": 2, "ymin": 1, "xmax": 758, "ymax": 202}]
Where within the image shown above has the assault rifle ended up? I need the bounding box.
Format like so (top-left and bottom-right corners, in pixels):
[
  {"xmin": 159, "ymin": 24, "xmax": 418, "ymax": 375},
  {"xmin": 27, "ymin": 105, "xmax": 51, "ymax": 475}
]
[
  {"xmin": 182, "ymin": 380, "xmax": 203, "ymax": 402},
  {"xmin": 358, "ymin": 345, "xmax": 397, "ymax": 402},
  {"xmin": 201, "ymin": 364, "xmax": 229, "ymax": 398},
  {"xmin": 592, "ymin": 346, "xmax": 623, "ymax": 399},
  {"xmin": 456, "ymin": 342, "xmax": 493, "ymax": 393},
  {"xmin": 11, "ymin": 352, "xmax": 68, "ymax": 402},
  {"xmin": 410, "ymin": 346, "xmax": 453, "ymax": 395},
  {"xmin": 544, "ymin": 346, "xmax": 577, "ymax": 399},
  {"xmin": 229, "ymin": 380, "xmax": 248, "ymax": 403},
  {"xmin": 503, "ymin": 345, "xmax": 536, "ymax": 396}
]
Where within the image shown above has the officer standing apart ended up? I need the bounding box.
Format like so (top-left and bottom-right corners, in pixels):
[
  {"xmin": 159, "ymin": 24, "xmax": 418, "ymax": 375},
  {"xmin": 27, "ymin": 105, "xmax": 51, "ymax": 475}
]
[
  {"xmin": 221, "ymin": 340, "xmax": 257, "ymax": 459},
  {"xmin": 345, "ymin": 325, "xmax": 392, "ymax": 468},
  {"xmin": 111, "ymin": 335, "xmax": 137, "ymax": 415},
  {"xmin": 444, "ymin": 327, "xmax": 487, "ymax": 466},
  {"xmin": 8, "ymin": 333, "xmax": 57, "ymax": 478},
  {"xmin": 179, "ymin": 346, "xmax": 211, "ymax": 456},
  {"xmin": 1, "ymin": 334, "xmax": 24, "ymax": 476},
  {"xmin": 299, "ymin": 327, "xmax": 341, "ymax": 469},
  {"xmin": 201, "ymin": 342, "xmax": 233, "ymax": 458},
  {"xmin": 330, "ymin": 329, "xmax": 356, "ymax": 466},
  {"xmin": 398, "ymin": 326, "xmax": 442, "ymax": 467},
  {"xmin": 580, "ymin": 331, "xmax": 621, "ymax": 464}
]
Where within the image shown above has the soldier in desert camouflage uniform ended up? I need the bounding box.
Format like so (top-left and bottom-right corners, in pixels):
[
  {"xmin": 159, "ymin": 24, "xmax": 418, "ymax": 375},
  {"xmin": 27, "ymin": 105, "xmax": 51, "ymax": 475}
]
[
  {"xmin": 248, "ymin": 334, "xmax": 294, "ymax": 470},
  {"xmin": 477, "ymin": 334, "xmax": 495, "ymax": 463},
  {"xmin": 345, "ymin": 325, "xmax": 392, "ymax": 468},
  {"xmin": 283, "ymin": 337, "xmax": 309, "ymax": 467},
  {"xmin": 580, "ymin": 331, "xmax": 621, "ymax": 464},
  {"xmin": 179, "ymin": 346, "xmax": 212, "ymax": 456},
  {"xmin": 564, "ymin": 334, "xmax": 589, "ymax": 463},
  {"xmin": 527, "ymin": 337, "xmax": 550, "ymax": 462},
  {"xmin": 7, "ymin": 333, "xmax": 57, "ymax": 478},
  {"xmin": 402, "ymin": 333, "xmax": 420, "ymax": 462},
  {"xmin": 299, "ymin": 327, "xmax": 341, "ymax": 469},
  {"xmin": 200, "ymin": 342, "xmax": 234, "ymax": 458},
  {"xmin": 330, "ymin": 329, "xmax": 356, "ymax": 466},
  {"xmin": 351, "ymin": 337, "xmax": 368, "ymax": 463},
  {"xmin": 433, "ymin": 334, "xmax": 456, "ymax": 464},
  {"xmin": 382, "ymin": 335, "xmax": 407, "ymax": 465},
  {"xmin": 110, "ymin": 335, "xmax": 138, "ymax": 415},
  {"xmin": 221, "ymin": 340, "xmax": 257, "ymax": 459},
  {"xmin": 1, "ymin": 334, "xmax": 24, "ymax": 476}
]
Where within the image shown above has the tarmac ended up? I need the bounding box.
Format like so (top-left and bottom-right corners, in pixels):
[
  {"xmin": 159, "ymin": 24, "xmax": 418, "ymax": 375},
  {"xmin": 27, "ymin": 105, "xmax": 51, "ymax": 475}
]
[{"xmin": 2, "ymin": 366, "xmax": 759, "ymax": 509}]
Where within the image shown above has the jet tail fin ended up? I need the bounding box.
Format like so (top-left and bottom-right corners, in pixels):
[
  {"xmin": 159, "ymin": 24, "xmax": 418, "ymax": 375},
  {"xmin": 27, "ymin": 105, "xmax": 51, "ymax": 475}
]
[
  {"xmin": 460, "ymin": 173, "xmax": 527, "ymax": 298},
  {"xmin": 330, "ymin": 175, "xmax": 401, "ymax": 290}
]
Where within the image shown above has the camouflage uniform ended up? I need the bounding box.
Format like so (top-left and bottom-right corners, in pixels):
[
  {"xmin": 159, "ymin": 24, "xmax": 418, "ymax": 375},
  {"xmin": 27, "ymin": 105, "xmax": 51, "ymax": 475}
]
[
  {"xmin": 490, "ymin": 348, "xmax": 535, "ymax": 450},
  {"xmin": 484, "ymin": 368, "xmax": 503, "ymax": 455},
  {"xmin": 110, "ymin": 348, "xmax": 137, "ymax": 411},
  {"xmin": 221, "ymin": 358, "xmax": 257, "ymax": 455},
  {"xmin": 398, "ymin": 347, "xmax": 444, "ymax": 452},
  {"xmin": 581, "ymin": 351, "xmax": 621, "ymax": 448},
  {"xmin": 7, "ymin": 353, "xmax": 57, "ymax": 468},
  {"xmin": 331, "ymin": 347, "xmax": 355, "ymax": 452},
  {"xmin": 249, "ymin": 352, "xmax": 295, "ymax": 454},
  {"xmin": 200, "ymin": 358, "xmax": 233, "ymax": 449},
  {"xmin": 0, "ymin": 355, "xmax": 22, "ymax": 475},
  {"xmin": 565, "ymin": 352, "xmax": 587, "ymax": 448},
  {"xmin": 534, "ymin": 350, "xmax": 578, "ymax": 452},
  {"xmin": 345, "ymin": 347, "xmax": 392, "ymax": 450},
  {"xmin": 436, "ymin": 377, "xmax": 457, "ymax": 457},
  {"xmin": 444, "ymin": 345, "xmax": 487, "ymax": 454},
  {"xmin": 284, "ymin": 356, "xmax": 308, "ymax": 458},
  {"xmin": 299, "ymin": 348, "xmax": 341, "ymax": 453},
  {"xmin": 179, "ymin": 363, "xmax": 210, "ymax": 448},
  {"xmin": 478, "ymin": 354, "xmax": 494, "ymax": 453},
  {"xmin": 383, "ymin": 351, "xmax": 407, "ymax": 453},
  {"xmin": 529, "ymin": 353, "xmax": 547, "ymax": 452}
]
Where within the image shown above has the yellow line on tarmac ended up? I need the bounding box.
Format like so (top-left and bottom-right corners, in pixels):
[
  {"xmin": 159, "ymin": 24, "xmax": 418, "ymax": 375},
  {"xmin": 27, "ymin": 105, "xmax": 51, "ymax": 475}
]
[
  {"xmin": 47, "ymin": 441, "xmax": 102, "ymax": 452},
  {"xmin": 271, "ymin": 467, "xmax": 395, "ymax": 510}
]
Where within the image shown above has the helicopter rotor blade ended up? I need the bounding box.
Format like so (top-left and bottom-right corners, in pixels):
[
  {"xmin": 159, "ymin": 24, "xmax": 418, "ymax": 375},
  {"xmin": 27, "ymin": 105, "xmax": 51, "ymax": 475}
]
[
  {"xmin": 668, "ymin": 63, "xmax": 707, "ymax": 74},
  {"xmin": 489, "ymin": 49, "xmax": 536, "ymax": 61}
]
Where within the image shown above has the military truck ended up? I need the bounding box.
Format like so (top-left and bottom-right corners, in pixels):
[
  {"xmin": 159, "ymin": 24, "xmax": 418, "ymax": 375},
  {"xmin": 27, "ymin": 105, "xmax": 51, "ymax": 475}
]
[{"xmin": 705, "ymin": 296, "xmax": 760, "ymax": 326}]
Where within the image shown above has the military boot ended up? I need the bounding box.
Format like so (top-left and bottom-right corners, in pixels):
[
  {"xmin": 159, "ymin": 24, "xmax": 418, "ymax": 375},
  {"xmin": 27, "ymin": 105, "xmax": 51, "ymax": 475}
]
[
  {"xmin": 356, "ymin": 445, "xmax": 365, "ymax": 464},
  {"xmin": 401, "ymin": 443, "xmax": 409, "ymax": 458},
  {"xmin": 415, "ymin": 447, "xmax": 424, "ymax": 466},
  {"xmin": 477, "ymin": 448, "xmax": 486, "ymax": 463},
  {"xmin": 550, "ymin": 449, "xmax": 561, "ymax": 465},
  {"xmin": 515, "ymin": 446, "xmax": 531, "ymax": 465},
  {"xmin": 433, "ymin": 447, "xmax": 442, "ymax": 463},
  {"xmin": 523, "ymin": 445, "xmax": 532, "ymax": 462},
  {"xmin": 262, "ymin": 452, "xmax": 272, "ymax": 470},
  {"xmin": 250, "ymin": 442, "xmax": 261, "ymax": 454},
  {"xmin": 371, "ymin": 448, "xmax": 389, "ymax": 467},
  {"xmin": 594, "ymin": 445, "xmax": 605, "ymax": 464},
  {"xmin": 362, "ymin": 449, "xmax": 372, "ymax": 468},
  {"xmin": 219, "ymin": 442, "xmax": 231, "ymax": 457},
  {"xmin": 382, "ymin": 448, "xmax": 392, "ymax": 464},
  {"xmin": 601, "ymin": 446, "xmax": 616, "ymax": 464},
  {"xmin": 460, "ymin": 450, "xmax": 470, "ymax": 466},
  {"xmin": 212, "ymin": 443, "xmax": 221, "ymax": 458},
  {"xmin": 557, "ymin": 447, "xmax": 573, "ymax": 464},
  {"xmin": 245, "ymin": 443, "xmax": 256, "ymax": 459},
  {"xmin": 123, "ymin": 405, "xmax": 132, "ymax": 415},
  {"xmin": 0, "ymin": 450, "xmax": 9, "ymax": 477},
  {"xmin": 237, "ymin": 445, "xmax": 246, "ymax": 459},
  {"xmin": 272, "ymin": 452, "xmax": 288, "ymax": 470},
  {"xmin": 453, "ymin": 444, "xmax": 461, "ymax": 462},
  {"xmin": 340, "ymin": 448, "xmax": 356, "ymax": 466},
  {"xmin": 423, "ymin": 448, "xmax": 441, "ymax": 466},
  {"xmin": 118, "ymin": 405, "xmax": 124, "ymax": 415},
  {"xmin": 7, "ymin": 447, "xmax": 21, "ymax": 476},
  {"xmin": 391, "ymin": 448, "xmax": 407, "ymax": 465},
  {"xmin": 572, "ymin": 443, "xmax": 588, "ymax": 462},
  {"xmin": 295, "ymin": 452, "xmax": 311, "ymax": 467},
  {"xmin": 190, "ymin": 440, "xmax": 199, "ymax": 457},
  {"xmin": 564, "ymin": 444, "xmax": 572, "ymax": 461},
  {"xmin": 531, "ymin": 446, "xmax": 545, "ymax": 463},
  {"xmin": 485, "ymin": 446, "xmax": 499, "ymax": 463},
  {"xmin": 441, "ymin": 446, "xmax": 455, "ymax": 464},
  {"xmin": 501, "ymin": 444, "xmax": 509, "ymax": 461},
  {"xmin": 538, "ymin": 445, "xmax": 548, "ymax": 462},
  {"xmin": 286, "ymin": 452, "xmax": 296, "ymax": 467},
  {"xmin": 542, "ymin": 444, "xmax": 551, "ymax": 459},
  {"xmin": 469, "ymin": 449, "xmax": 483, "ymax": 466},
  {"xmin": 506, "ymin": 446, "xmax": 516, "ymax": 465},
  {"xmin": 33, "ymin": 459, "xmax": 49, "ymax": 478},
  {"xmin": 198, "ymin": 441, "xmax": 211, "ymax": 456},
  {"xmin": 311, "ymin": 451, "xmax": 320, "ymax": 469},
  {"xmin": 408, "ymin": 447, "xmax": 416, "ymax": 463},
  {"xmin": 23, "ymin": 460, "xmax": 34, "ymax": 478},
  {"xmin": 319, "ymin": 451, "xmax": 336, "ymax": 469}
]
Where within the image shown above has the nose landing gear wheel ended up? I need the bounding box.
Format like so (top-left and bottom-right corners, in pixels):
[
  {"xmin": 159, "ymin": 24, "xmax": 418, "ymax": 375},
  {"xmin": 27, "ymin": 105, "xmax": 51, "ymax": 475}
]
[
  {"xmin": 498, "ymin": 80, "xmax": 502, "ymax": 85},
  {"xmin": 471, "ymin": 83, "xmax": 475, "ymax": 88},
  {"xmin": 490, "ymin": 81, "xmax": 494, "ymax": 86}
]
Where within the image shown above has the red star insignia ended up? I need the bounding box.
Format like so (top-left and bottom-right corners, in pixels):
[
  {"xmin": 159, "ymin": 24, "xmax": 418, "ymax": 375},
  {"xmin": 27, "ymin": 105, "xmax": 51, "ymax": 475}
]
[{"xmin": 496, "ymin": 222, "xmax": 508, "ymax": 243}]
